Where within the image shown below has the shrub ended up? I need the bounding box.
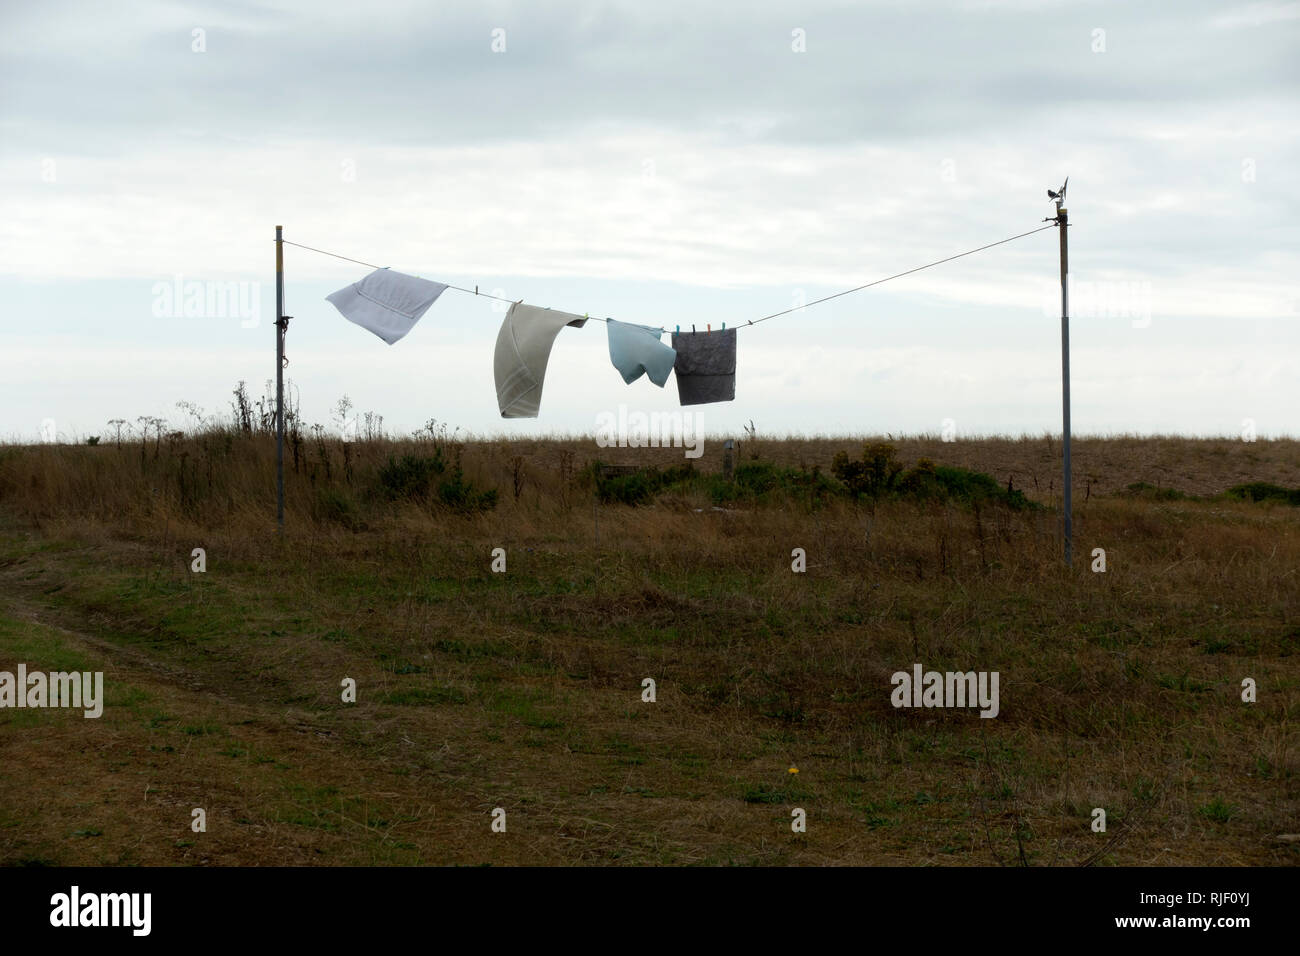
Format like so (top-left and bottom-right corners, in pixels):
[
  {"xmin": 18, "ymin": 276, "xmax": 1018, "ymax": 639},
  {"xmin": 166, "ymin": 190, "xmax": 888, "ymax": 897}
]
[
  {"xmin": 720, "ymin": 462, "xmax": 837, "ymax": 507},
  {"xmin": 832, "ymin": 446, "xmax": 1030, "ymax": 509},
  {"xmin": 831, "ymin": 442, "xmax": 904, "ymax": 497},
  {"xmin": 1224, "ymin": 482, "xmax": 1300, "ymax": 506},
  {"xmin": 1125, "ymin": 481, "xmax": 1187, "ymax": 501},
  {"xmin": 435, "ymin": 466, "xmax": 498, "ymax": 514},
  {"xmin": 593, "ymin": 467, "xmax": 655, "ymax": 506},
  {"xmin": 593, "ymin": 462, "xmax": 697, "ymax": 506},
  {"xmin": 377, "ymin": 451, "xmax": 447, "ymax": 500},
  {"xmin": 588, "ymin": 449, "xmax": 1026, "ymax": 512},
  {"xmin": 374, "ymin": 451, "xmax": 497, "ymax": 514}
]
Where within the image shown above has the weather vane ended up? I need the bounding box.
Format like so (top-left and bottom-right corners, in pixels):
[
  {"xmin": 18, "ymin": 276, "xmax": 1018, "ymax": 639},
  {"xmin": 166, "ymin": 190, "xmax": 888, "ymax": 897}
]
[{"xmin": 1047, "ymin": 176, "xmax": 1068, "ymax": 209}]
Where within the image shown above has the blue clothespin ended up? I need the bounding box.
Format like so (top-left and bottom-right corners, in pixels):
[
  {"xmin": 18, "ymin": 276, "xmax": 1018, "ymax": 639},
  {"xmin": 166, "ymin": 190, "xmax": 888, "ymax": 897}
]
[
  {"xmin": 722, "ymin": 323, "xmax": 726, "ymax": 330},
  {"xmin": 676, "ymin": 325, "xmax": 680, "ymax": 334}
]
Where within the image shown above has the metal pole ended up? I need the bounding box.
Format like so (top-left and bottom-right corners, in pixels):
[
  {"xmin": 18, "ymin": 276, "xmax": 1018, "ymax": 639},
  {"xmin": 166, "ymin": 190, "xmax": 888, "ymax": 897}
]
[
  {"xmin": 275, "ymin": 225, "xmax": 285, "ymax": 534},
  {"xmin": 1058, "ymin": 206, "xmax": 1071, "ymax": 566}
]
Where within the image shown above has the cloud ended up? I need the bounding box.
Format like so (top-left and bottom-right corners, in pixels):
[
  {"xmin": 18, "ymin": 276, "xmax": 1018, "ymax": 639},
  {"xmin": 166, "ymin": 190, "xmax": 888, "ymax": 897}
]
[
  {"xmin": 1208, "ymin": 1, "xmax": 1300, "ymax": 29},
  {"xmin": 0, "ymin": 0, "xmax": 1296, "ymax": 437}
]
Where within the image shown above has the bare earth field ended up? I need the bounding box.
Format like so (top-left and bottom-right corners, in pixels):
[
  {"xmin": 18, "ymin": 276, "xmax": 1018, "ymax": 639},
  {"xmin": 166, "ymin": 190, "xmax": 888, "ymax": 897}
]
[{"xmin": 0, "ymin": 433, "xmax": 1296, "ymax": 866}]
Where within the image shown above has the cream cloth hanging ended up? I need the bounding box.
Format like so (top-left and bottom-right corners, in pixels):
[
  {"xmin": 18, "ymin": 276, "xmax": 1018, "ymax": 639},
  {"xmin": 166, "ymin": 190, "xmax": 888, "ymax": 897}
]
[{"xmin": 494, "ymin": 302, "xmax": 589, "ymax": 418}]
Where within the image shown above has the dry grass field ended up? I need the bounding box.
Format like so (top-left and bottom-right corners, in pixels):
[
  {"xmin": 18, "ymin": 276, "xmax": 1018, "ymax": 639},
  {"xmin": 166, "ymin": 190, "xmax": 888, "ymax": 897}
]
[{"xmin": 1, "ymin": 424, "xmax": 1297, "ymax": 866}]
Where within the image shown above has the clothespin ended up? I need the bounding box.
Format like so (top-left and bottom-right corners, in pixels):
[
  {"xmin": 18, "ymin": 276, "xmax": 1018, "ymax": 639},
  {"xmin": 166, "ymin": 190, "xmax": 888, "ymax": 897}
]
[
  {"xmin": 707, "ymin": 324, "xmax": 711, "ymax": 333},
  {"xmin": 676, "ymin": 325, "xmax": 680, "ymax": 334},
  {"xmin": 692, "ymin": 324, "xmax": 696, "ymax": 333},
  {"xmin": 722, "ymin": 323, "xmax": 726, "ymax": 330},
  {"xmin": 474, "ymin": 285, "xmax": 478, "ymax": 295}
]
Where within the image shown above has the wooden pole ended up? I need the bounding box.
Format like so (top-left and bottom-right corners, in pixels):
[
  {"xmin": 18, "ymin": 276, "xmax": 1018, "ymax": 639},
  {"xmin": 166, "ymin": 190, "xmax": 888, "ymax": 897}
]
[
  {"xmin": 1057, "ymin": 205, "xmax": 1071, "ymax": 566},
  {"xmin": 276, "ymin": 225, "xmax": 285, "ymax": 534}
]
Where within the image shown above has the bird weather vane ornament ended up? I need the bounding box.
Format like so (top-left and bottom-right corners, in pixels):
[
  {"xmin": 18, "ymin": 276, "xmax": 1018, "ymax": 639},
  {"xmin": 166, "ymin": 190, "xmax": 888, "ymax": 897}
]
[{"xmin": 1047, "ymin": 176, "xmax": 1068, "ymax": 208}]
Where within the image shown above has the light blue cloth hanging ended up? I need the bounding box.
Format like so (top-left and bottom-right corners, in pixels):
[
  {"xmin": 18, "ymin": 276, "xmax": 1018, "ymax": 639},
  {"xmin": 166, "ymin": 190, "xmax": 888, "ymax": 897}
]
[{"xmin": 606, "ymin": 318, "xmax": 676, "ymax": 387}]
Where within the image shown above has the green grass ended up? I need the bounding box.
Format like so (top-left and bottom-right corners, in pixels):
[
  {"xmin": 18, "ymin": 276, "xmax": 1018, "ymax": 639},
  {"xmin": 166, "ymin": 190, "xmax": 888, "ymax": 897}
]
[
  {"xmin": 1198, "ymin": 799, "xmax": 1239, "ymax": 824},
  {"xmin": 376, "ymin": 686, "xmax": 468, "ymax": 706},
  {"xmin": 2, "ymin": 433, "xmax": 1298, "ymax": 866}
]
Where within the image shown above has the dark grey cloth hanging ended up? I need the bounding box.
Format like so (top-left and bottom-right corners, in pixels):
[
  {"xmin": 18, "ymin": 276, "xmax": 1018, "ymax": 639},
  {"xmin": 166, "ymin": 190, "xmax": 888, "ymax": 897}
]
[{"xmin": 672, "ymin": 328, "xmax": 736, "ymax": 405}]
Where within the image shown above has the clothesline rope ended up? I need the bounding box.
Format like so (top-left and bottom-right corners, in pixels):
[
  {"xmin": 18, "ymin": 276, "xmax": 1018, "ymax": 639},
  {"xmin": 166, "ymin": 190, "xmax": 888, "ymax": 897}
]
[
  {"xmin": 280, "ymin": 239, "xmax": 516, "ymax": 303},
  {"xmin": 743, "ymin": 223, "xmax": 1056, "ymax": 327},
  {"xmin": 280, "ymin": 221, "xmax": 1055, "ymax": 330}
]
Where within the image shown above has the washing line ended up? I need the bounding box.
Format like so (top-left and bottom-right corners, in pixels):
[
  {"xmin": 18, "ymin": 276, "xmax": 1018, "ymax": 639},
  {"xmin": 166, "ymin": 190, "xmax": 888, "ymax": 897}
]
[{"xmin": 280, "ymin": 221, "xmax": 1055, "ymax": 332}]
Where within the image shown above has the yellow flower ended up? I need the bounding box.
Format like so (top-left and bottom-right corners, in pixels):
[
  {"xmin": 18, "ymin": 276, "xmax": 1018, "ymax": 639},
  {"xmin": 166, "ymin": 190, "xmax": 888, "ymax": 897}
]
[{"xmin": 788, "ymin": 767, "xmax": 799, "ymax": 775}]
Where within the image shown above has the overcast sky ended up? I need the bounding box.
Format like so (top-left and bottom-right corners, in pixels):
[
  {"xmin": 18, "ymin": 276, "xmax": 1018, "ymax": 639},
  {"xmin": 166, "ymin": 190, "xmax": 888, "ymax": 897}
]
[{"xmin": 2, "ymin": 0, "xmax": 1297, "ymax": 442}]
